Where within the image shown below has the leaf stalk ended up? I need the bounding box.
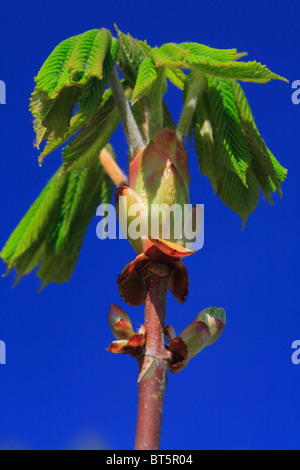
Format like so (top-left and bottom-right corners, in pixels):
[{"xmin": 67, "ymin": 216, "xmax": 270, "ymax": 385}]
[
  {"xmin": 108, "ymin": 66, "xmax": 145, "ymax": 158},
  {"xmin": 176, "ymin": 71, "xmax": 207, "ymax": 142}
]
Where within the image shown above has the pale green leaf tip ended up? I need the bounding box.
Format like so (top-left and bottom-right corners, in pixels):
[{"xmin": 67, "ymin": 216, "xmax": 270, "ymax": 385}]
[
  {"xmin": 276, "ymin": 74, "xmax": 289, "ymax": 83},
  {"xmin": 37, "ymin": 282, "xmax": 47, "ymax": 293},
  {"xmin": 236, "ymin": 51, "xmax": 248, "ymax": 60},
  {"xmin": 1, "ymin": 265, "xmax": 10, "ymax": 279}
]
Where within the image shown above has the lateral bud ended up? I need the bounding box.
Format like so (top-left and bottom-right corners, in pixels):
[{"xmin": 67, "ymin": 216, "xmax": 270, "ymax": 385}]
[
  {"xmin": 107, "ymin": 305, "xmax": 146, "ymax": 354},
  {"xmin": 168, "ymin": 306, "xmax": 226, "ymax": 373}
]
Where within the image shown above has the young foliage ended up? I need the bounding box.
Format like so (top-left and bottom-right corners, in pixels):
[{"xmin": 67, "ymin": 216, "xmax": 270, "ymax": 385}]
[
  {"xmin": 1, "ymin": 26, "xmax": 288, "ymax": 288},
  {"xmin": 30, "ymin": 28, "xmax": 119, "ymax": 147},
  {"xmin": 38, "ymin": 112, "xmax": 87, "ymax": 165},
  {"xmin": 115, "ymin": 25, "xmax": 151, "ymax": 87},
  {"xmin": 131, "ymin": 57, "xmax": 158, "ymax": 106},
  {"xmin": 115, "ymin": 26, "xmax": 174, "ymax": 139},
  {"xmin": 1, "ymin": 27, "xmax": 288, "ymax": 452},
  {"xmin": 61, "ymin": 83, "xmax": 132, "ymax": 173},
  {"xmin": 193, "ymin": 76, "xmax": 287, "ymax": 223},
  {"xmin": 60, "ymin": 94, "xmax": 119, "ymax": 172},
  {"xmin": 1, "ymin": 161, "xmax": 113, "ymax": 287},
  {"xmin": 38, "ymin": 83, "xmax": 132, "ymax": 170},
  {"xmin": 151, "ymin": 41, "xmax": 287, "ymax": 83},
  {"xmin": 165, "ymin": 67, "xmax": 187, "ymax": 90}
]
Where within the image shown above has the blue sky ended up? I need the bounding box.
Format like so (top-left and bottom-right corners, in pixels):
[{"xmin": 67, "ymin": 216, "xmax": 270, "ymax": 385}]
[{"xmin": 0, "ymin": 0, "xmax": 299, "ymax": 450}]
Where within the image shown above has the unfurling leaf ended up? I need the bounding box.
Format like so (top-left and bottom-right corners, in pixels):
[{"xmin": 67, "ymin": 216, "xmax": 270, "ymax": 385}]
[
  {"xmin": 115, "ymin": 25, "xmax": 151, "ymax": 86},
  {"xmin": 1, "ymin": 161, "xmax": 113, "ymax": 288},
  {"xmin": 38, "ymin": 83, "xmax": 132, "ymax": 171},
  {"xmin": 30, "ymin": 28, "xmax": 119, "ymax": 147},
  {"xmin": 193, "ymin": 76, "xmax": 287, "ymax": 224},
  {"xmin": 60, "ymin": 84, "xmax": 132, "ymax": 173},
  {"xmin": 131, "ymin": 58, "xmax": 158, "ymax": 106},
  {"xmin": 165, "ymin": 67, "xmax": 187, "ymax": 90},
  {"xmin": 151, "ymin": 41, "xmax": 287, "ymax": 83}
]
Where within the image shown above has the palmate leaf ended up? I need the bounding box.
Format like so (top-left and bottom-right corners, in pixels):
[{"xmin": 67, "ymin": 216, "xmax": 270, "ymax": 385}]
[
  {"xmin": 193, "ymin": 96, "xmax": 219, "ymax": 192},
  {"xmin": 60, "ymin": 83, "xmax": 132, "ymax": 173},
  {"xmin": 35, "ymin": 28, "xmax": 112, "ymax": 96},
  {"xmin": 191, "ymin": 59, "xmax": 287, "ymax": 83},
  {"xmin": 180, "ymin": 42, "xmax": 243, "ymax": 63},
  {"xmin": 151, "ymin": 41, "xmax": 287, "ymax": 84},
  {"xmin": 38, "ymin": 82, "xmax": 132, "ymax": 171},
  {"xmin": 165, "ymin": 67, "xmax": 187, "ymax": 90},
  {"xmin": 193, "ymin": 76, "xmax": 287, "ymax": 224},
  {"xmin": 38, "ymin": 112, "xmax": 87, "ymax": 165},
  {"xmin": 115, "ymin": 26, "xmax": 174, "ymax": 138},
  {"xmin": 206, "ymin": 76, "xmax": 254, "ymax": 186},
  {"xmin": 151, "ymin": 41, "xmax": 239, "ymax": 67},
  {"xmin": 231, "ymin": 80, "xmax": 287, "ymax": 198},
  {"xmin": 131, "ymin": 57, "xmax": 158, "ymax": 106},
  {"xmin": 115, "ymin": 24, "xmax": 151, "ymax": 86},
  {"xmin": 30, "ymin": 28, "xmax": 119, "ymax": 147},
  {"xmin": 217, "ymin": 166, "xmax": 260, "ymax": 225},
  {"xmin": 1, "ymin": 161, "xmax": 113, "ymax": 287},
  {"xmin": 151, "ymin": 44, "xmax": 189, "ymax": 68}
]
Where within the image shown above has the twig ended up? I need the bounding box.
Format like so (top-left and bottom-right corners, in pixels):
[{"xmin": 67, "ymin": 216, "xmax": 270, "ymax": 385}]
[
  {"xmin": 135, "ymin": 263, "xmax": 171, "ymax": 450},
  {"xmin": 99, "ymin": 147, "xmax": 128, "ymax": 187}
]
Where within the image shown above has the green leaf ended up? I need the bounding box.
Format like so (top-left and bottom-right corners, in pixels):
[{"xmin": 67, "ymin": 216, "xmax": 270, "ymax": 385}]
[
  {"xmin": 115, "ymin": 25, "xmax": 151, "ymax": 86},
  {"xmin": 131, "ymin": 57, "xmax": 158, "ymax": 106},
  {"xmin": 60, "ymin": 83, "xmax": 132, "ymax": 173},
  {"xmin": 1, "ymin": 161, "xmax": 113, "ymax": 287},
  {"xmin": 152, "ymin": 42, "xmax": 239, "ymax": 69},
  {"xmin": 30, "ymin": 89, "xmax": 55, "ymax": 147},
  {"xmin": 67, "ymin": 29, "xmax": 111, "ymax": 84},
  {"xmin": 35, "ymin": 29, "xmax": 111, "ymax": 96},
  {"xmin": 30, "ymin": 29, "xmax": 118, "ymax": 147},
  {"xmin": 115, "ymin": 27, "xmax": 174, "ymax": 139},
  {"xmin": 193, "ymin": 77, "xmax": 287, "ymax": 224},
  {"xmin": 39, "ymin": 86, "xmax": 82, "ymax": 140},
  {"xmin": 192, "ymin": 59, "xmax": 288, "ymax": 83},
  {"xmin": 205, "ymin": 76, "xmax": 254, "ymax": 186},
  {"xmin": 196, "ymin": 306, "xmax": 227, "ymax": 325},
  {"xmin": 165, "ymin": 67, "xmax": 187, "ymax": 90},
  {"xmin": 193, "ymin": 94, "xmax": 219, "ymax": 192},
  {"xmin": 217, "ymin": 166, "xmax": 260, "ymax": 226},
  {"xmin": 231, "ymin": 80, "xmax": 287, "ymax": 199},
  {"xmin": 151, "ymin": 41, "xmax": 287, "ymax": 83},
  {"xmin": 179, "ymin": 42, "xmax": 241, "ymax": 63},
  {"xmin": 1, "ymin": 172, "xmax": 68, "ymax": 266},
  {"xmin": 77, "ymin": 36, "xmax": 119, "ymax": 114},
  {"xmin": 38, "ymin": 80, "xmax": 131, "ymax": 168},
  {"xmin": 38, "ymin": 112, "xmax": 87, "ymax": 166},
  {"xmin": 34, "ymin": 34, "xmax": 79, "ymax": 97},
  {"xmin": 151, "ymin": 43, "xmax": 188, "ymax": 68}
]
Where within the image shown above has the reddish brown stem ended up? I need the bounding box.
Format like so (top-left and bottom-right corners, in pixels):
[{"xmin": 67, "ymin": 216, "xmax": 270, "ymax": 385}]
[
  {"xmin": 135, "ymin": 263, "xmax": 171, "ymax": 450},
  {"xmin": 99, "ymin": 147, "xmax": 128, "ymax": 187}
]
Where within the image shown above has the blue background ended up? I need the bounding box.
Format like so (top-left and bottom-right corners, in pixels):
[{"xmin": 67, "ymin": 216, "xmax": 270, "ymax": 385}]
[{"xmin": 0, "ymin": 0, "xmax": 299, "ymax": 450}]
